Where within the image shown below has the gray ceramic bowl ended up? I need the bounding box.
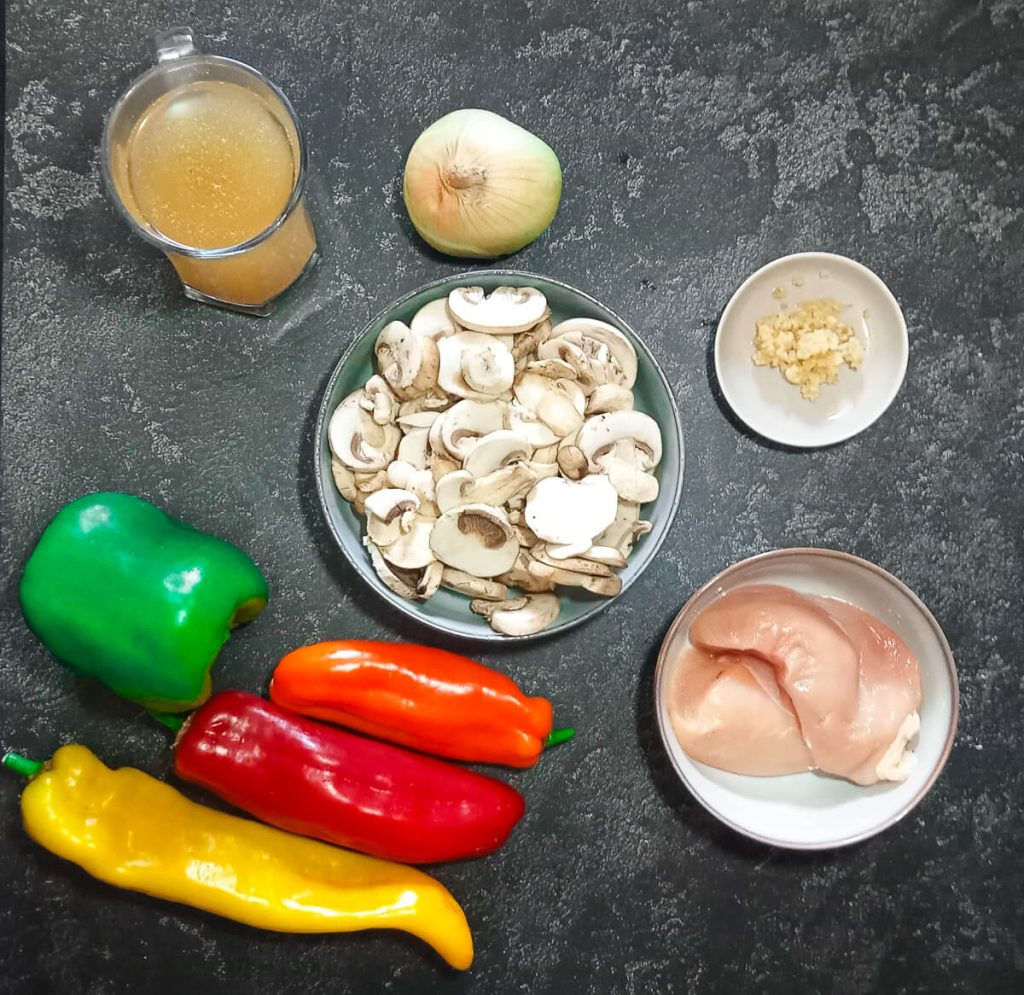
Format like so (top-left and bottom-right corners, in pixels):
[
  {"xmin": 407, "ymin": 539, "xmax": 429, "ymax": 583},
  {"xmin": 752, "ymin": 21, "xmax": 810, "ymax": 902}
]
[{"xmin": 314, "ymin": 270, "xmax": 685, "ymax": 641}]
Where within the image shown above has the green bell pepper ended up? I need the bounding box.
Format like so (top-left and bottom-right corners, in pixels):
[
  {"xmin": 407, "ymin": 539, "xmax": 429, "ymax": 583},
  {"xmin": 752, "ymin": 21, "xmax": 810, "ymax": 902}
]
[{"xmin": 19, "ymin": 492, "xmax": 268, "ymax": 712}]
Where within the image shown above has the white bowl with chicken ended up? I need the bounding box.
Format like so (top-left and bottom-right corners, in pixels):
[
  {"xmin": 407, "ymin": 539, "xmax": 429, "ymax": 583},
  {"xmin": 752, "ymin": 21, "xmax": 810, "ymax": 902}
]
[
  {"xmin": 654, "ymin": 549, "xmax": 959, "ymax": 849},
  {"xmin": 314, "ymin": 271, "xmax": 684, "ymax": 640}
]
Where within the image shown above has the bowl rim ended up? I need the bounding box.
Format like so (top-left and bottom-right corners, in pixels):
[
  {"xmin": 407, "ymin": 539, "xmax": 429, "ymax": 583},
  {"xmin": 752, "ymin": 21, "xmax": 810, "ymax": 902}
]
[
  {"xmin": 313, "ymin": 268, "xmax": 686, "ymax": 642},
  {"xmin": 714, "ymin": 251, "xmax": 910, "ymax": 448},
  {"xmin": 653, "ymin": 546, "xmax": 960, "ymax": 850}
]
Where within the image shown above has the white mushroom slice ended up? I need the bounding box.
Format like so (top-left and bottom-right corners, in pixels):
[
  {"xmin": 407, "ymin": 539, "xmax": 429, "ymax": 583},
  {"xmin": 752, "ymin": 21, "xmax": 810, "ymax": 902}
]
[
  {"xmin": 509, "ymin": 401, "xmax": 559, "ymax": 447},
  {"xmin": 448, "ymin": 286, "xmax": 549, "ymax": 334},
  {"xmin": 430, "ymin": 451, "xmax": 461, "ymax": 481},
  {"xmin": 526, "ymin": 358, "xmax": 577, "ymax": 380},
  {"xmin": 416, "ymin": 560, "xmax": 444, "ymax": 599},
  {"xmin": 587, "ymin": 384, "xmax": 634, "ymax": 415},
  {"xmin": 548, "ymin": 318, "xmax": 638, "ymax": 388},
  {"xmin": 531, "ymin": 544, "xmax": 612, "ymax": 577},
  {"xmin": 485, "ymin": 593, "xmax": 561, "ymax": 636},
  {"xmin": 437, "ymin": 331, "xmax": 515, "ymax": 399},
  {"xmin": 435, "ymin": 463, "xmax": 537, "ymax": 514},
  {"xmin": 381, "ymin": 516, "xmax": 435, "ymax": 570},
  {"xmin": 526, "ymin": 460, "xmax": 559, "ymax": 480},
  {"xmin": 375, "ymin": 321, "xmax": 440, "ymax": 399},
  {"xmin": 329, "ymin": 392, "xmax": 402, "ymax": 472},
  {"xmin": 438, "ymin": 399, "xmax": 508, "ymax": 461},
  {"xmin": 429, "ymin": 504, "xmax": 519, "ymax": 577},
  {"xmin": 577, "ymin": 412, "xmax": 662, "ymax": 470},
  {"xmin": 364, "ymin": 488, "xmax": 420, "ymax": 547},
  {"xmin": 367, "ymin": 543, "xmax": 419, "ymax": 600},
  {"xmin": 579, "ymin": 545, "xmax": 629, "ymax": 569},
  {"xmin": 531, "ymin": 443, "xmax": 559, "ymax": 465},
  {"xmin": 360, "ymin": 375, "xmax": 399, "ymax": 426},
  {"xmin": 471, "ymin": 595, "xmax": 529, "ymax": 619},
  {"xmin": 399, "ymin": 393, "xmax": 451, "ymax": 416},
  {"xmin": 396, "ymin": 410, "xmax": 441, "ymax": 431},
  {"xmin": 556, "ymin": 445, "xmax": 588, "ymax": 480},
  {"xmin": 602, "ymin": 446, "xmax": 660, "ymax": 504},
  {"xmin": 513, "ymin": 374, "xmax": 585, "ymax": 438},
  {"xmin": 331, "ymin": 457, "xmax": 357, "ymax": 503},
  {"xmin": 386, "ymin": 460, "xmax": 436, "ymax": 505},
  {"xmin": 537, "ymin": 337, "xmax": 596, "ymax": 393},
  {"xmin": 397, "ymin": 427, "xmax": 431, "ymax": 470},
  {"xmin": 544, "ymin": 540, "xmax": 594, "ymax": 561},
  {"xmin": 596, "ymin": 501, "xmax": 653, "ymax": 557},
  {"xmin": 497, "ymin": 551, "xmax": 558, "ymax": 593},
  {"xmin": 512, "ymin": 522, "xmax": 540, "ymax": 547},
  {"xmin": 441, "ymin": 568, "xmax": 508, "ymax": 601},
  {"xmin": 410, "ymin": 298, "xmax": 457, "ymax": 341},
  {"xmin": 512, "ymin": 319, "xmax": 552, "ymax": 359},
  {"xmin": 354, "ymin": 469, "xmax": 388, "ymax": 495},
  {"xmin": 525, "ymin": 474, "xmax": 618, "ymax": 547},
  {"xmin": 463, "ymin": 430, "xmax": 533, "ymax": 477},
  {"xmin": 526, "ymin": 558, "xmax": 622, "ymax": 597}
]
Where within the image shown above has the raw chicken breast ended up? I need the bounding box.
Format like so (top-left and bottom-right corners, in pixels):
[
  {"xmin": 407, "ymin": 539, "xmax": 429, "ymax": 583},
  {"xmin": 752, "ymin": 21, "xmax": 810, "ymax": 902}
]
[
  {"xmin": 669, "ymin": 650, "xmax": 812, "ymax": 776},
  {"xmin": 683, "ymin": 584, "xmax": 922, "ymax": 786}
]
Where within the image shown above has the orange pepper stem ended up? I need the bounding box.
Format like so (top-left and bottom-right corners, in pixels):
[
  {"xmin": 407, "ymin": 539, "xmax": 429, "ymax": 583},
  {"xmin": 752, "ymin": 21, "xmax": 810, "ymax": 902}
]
[
  {"xmin": 2, "ymin": 751, "xmax": 44, "ymax": 778},
  {"xmin": 543, "ymin": 728, "xmax": 575, "ymax": 749}
]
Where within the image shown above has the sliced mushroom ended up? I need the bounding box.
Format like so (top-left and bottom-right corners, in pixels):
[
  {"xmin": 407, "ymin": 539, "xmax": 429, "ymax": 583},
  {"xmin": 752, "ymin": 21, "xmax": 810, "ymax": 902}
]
[
  {"xmin": 367, "ymin": 542, "xmax": 420, "ymax": 600},
  {"xmin": 530, "ymin": 543, "xmax": 613, "ymax": 577},
  {"xmin": 526, "ymin": 558, "xmax": 622, "ymax": 597},
  {"xmin": 496, "ymin": 551, "xmax": 558, "ymax": 593},
  {"xmin": 547, "ymin": 318, "xmax": 638, "ymax": 389},
  {"xmin": 354, "ymin": 469, "xmax": 388, "ymax": 495},
  {"xmin": 430, "ymin": 451, "xmax": 461, "ymax": 481},
  {"xmin": 438, "ymin": 332, "xmax": 515, "ymax": 399},
  {"xmin": 399, "ymin": 393, "xmax": 451, "ymax": 417},
  {"xmin": 576, "ymin": 411, "xmax": 662, "ymax": 504},
  {"xmin": 416, "ymin": 560, "xmax": 444, "ymax": 599},
  {"xmin": 513, "ymin": 373, "xmax": 585, "ymax": 438},
  {"xmin": 329, "ymin": 391, "xmax": 402, "ymax": 472},
  {"xmin": 375, "ymin": 321, "xmax": 440, "ymax": 399},
  {"xmin": 509, "ymin": 401, "xmax": 560, "ymax": 447},
  {"xmin": 441, "ymin": 568, "xmax": 508, "ymax": 601},
  {"xmin": 364, "ymin": 488, "xmax": 420, "ymax": 546},
  {"xmin": 543, "ymin": 539, "xmax": 594, "ymax": 560},
  {"xmin": 410, "ymin": 298, "xmax": 458, "ymax": 341},
  {"xmin": 396, "ymin": 410, "xmax": 441, "ymax": 431},
  {"xmin": 512, "ymin": 522, "xmax": 540, "ymax": 547},
  {"xmin": 536, "ymin": 337, "xmax": 595, "ymax": 393},
  {"xmin": 596, "ymin": 501, "xmax": 653, "ymax": 557},
  {"xmin": 525, "ymin": 460, "xmax": 559, "ymax": 480},
  {"xmin": 331, "ymin": 457, "xmax": 358, "ymax": 503},
  {"xmin": 513, "ymin": 318, "xmax": 552, "ymax": 359},
  {"xmin": 448, "ymin": 286, "xmax": 549, "ymax": 334},
  {"xmin": 429, "ymin": 503, "xmax": 519, "ymax": 577},
  {"xmin": 485, "ymin": 593, "xmax": 561, "ymax": 635},
  {"xmin": 397, "ymin": 427, "xmax": 431, "ymax": 470},
  {"xmin": 578, "ymin": 544, "xmax": 629, "ymax": 569},
  {"xmin": 386, "ymin": 460, "xmax": 436, "ymax": 505},
  {"xmin": 524, "ymin": 474, "xmax": 618, "ymax": 546},
  {"xmin": 435, "ymin": 463, "xmax": 537, "ymax": 514},
  {"xmin": 360, "ymin": 375, "xmax": 399, "ymax": 426},
  {"xmin": 531, "ymin": 443, "xmax": 559, "ymax": 465},
  {"xmin": 471, "ymin": 595, "xmax": 529, "ymax": 619},
  {"xmin": 436, "ymin": 399, "xmax": 508, "ymax": 461},
  {"xmin": 462, "ymin": 430, "xmax": 533, "ymax": 477},
  {"xmin": 526, "ymin": 358, "xmax": 577, "ymax": 380},
  {"xmin": 556, "ymin": 445, "xmax": 588, "ymax": 480},
  {"xmin": 381, "ymin": 516, "xmax": 435, "ymax": 570},
  {"xmin": 587, "ymin": 384, "xmax": 634, "ymax": 415}
]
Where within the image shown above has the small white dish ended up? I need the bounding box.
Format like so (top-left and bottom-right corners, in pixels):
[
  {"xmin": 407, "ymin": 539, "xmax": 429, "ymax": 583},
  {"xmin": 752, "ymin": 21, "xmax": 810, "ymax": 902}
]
[
  {"xmin": 654, "ymin": 549, "xmax": 958, "ymax": 850},
  {"xmin": 714, "ymin": 252, "xmax": 908, "ymax": 447}
]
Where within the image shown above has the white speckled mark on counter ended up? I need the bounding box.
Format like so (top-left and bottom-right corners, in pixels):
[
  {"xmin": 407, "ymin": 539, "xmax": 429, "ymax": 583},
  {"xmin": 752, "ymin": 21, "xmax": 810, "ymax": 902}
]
[{"xmin": 2, "ymin": 1, "xmax": 1022, "ymax": 992}]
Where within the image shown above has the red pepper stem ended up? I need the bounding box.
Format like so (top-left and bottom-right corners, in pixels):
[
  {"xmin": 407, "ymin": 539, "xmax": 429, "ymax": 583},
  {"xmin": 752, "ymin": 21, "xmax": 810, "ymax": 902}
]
[
  {"xmin": 2, "ymin": 751, "xmax": 44, "ymax": 778},
  {"xmin": 543, "ymin": 728, "xmax": 575, "ymax": 749}
]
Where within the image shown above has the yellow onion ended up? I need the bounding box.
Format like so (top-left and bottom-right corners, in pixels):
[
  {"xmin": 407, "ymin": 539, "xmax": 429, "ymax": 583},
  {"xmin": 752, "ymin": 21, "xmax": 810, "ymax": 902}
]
[{"xmin": 403, "ymin": 109, "xmax": 562, "ymax": 259}]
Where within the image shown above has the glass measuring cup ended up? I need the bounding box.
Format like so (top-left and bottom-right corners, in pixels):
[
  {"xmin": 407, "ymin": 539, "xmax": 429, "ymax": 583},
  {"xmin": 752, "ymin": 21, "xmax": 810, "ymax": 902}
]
[{"xmin": 102, "ymin": 27, "xmax": 319, "ymax": 316}]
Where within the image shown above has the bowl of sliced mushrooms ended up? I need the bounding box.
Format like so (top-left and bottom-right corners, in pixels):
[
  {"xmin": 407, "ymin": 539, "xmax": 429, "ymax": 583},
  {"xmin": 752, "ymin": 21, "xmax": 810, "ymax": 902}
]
[{"xmin": 314, "ymin": 271, "xmax": 684, "ymax": 639}]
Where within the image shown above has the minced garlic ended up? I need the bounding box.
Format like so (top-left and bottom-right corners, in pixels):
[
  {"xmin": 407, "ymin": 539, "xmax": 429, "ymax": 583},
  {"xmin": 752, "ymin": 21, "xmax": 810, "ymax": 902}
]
[{"xmin": 752, "ymin": 297, "xmax": 864, "ymax": 400}]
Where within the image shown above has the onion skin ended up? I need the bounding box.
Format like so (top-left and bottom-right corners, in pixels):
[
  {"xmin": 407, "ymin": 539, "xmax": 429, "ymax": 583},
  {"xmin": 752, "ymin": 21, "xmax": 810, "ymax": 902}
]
[{"xmin": 403, "ymin": 108, "xmax": 562, "ymax": 259}]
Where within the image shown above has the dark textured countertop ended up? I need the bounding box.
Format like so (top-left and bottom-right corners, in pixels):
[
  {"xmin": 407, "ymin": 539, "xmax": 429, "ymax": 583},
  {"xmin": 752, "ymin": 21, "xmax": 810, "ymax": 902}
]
[{"xmin": 3, "ymin": 1, "xmax": 1022, "ymax": 992}]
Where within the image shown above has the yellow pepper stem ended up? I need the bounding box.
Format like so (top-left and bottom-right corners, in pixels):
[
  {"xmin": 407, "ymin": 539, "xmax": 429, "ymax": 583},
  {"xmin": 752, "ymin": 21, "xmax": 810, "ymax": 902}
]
[{"xmin": 2, "ymin": 751, "xmax": 44, "ymax": 778}]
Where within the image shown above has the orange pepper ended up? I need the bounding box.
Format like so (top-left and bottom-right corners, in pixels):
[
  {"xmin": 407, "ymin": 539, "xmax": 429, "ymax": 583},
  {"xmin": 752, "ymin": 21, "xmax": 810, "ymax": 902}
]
[{"xmin": 269, "ymin": 641, "xmax": 572, "ymax": 767}]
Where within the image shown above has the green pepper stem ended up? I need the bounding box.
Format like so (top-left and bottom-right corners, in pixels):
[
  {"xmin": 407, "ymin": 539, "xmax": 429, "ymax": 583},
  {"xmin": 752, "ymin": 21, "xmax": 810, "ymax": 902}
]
[
  {"xmin": 543, "ymin": 728, "xmax": 575, "ymax": 749},
  {"xmin": 2, "ymin": 751, "xmax": 44, "ymax": 778}
]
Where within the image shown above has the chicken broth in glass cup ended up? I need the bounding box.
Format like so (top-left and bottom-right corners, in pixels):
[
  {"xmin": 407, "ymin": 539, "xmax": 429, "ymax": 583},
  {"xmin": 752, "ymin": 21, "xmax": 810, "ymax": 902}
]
[{"xmin": 103, "ymin": 27, "xmax": 318, "ymax": 316}]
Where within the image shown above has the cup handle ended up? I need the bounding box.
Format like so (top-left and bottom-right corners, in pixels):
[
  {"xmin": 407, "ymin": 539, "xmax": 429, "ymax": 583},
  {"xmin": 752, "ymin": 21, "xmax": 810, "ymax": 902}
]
[{"xmin": 152, "ymin": 26, "xmax": 197, "ymax": 63}]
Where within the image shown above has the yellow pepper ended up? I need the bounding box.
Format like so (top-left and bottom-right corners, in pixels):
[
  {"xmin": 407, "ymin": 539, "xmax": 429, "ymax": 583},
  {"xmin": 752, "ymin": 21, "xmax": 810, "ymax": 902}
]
[{"xmin": 9, "ymin": 745, "xmax": 473, "ymax": 970}]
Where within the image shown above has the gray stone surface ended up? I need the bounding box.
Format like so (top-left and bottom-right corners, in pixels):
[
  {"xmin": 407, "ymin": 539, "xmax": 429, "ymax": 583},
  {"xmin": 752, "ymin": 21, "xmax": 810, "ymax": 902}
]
[{"xmin": 2, "ymin": 0, "xmax": 1022, "ymax": 992}]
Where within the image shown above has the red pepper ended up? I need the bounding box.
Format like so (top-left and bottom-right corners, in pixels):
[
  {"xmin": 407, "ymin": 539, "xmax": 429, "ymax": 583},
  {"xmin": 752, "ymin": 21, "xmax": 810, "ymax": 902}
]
[
  {"xmin": 270, "ymin": 640, "xmax": 571, "ymax": 768},
  {"xmin": 173, "ymin": 690, "xmax": 525, "ymax": 864}
]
